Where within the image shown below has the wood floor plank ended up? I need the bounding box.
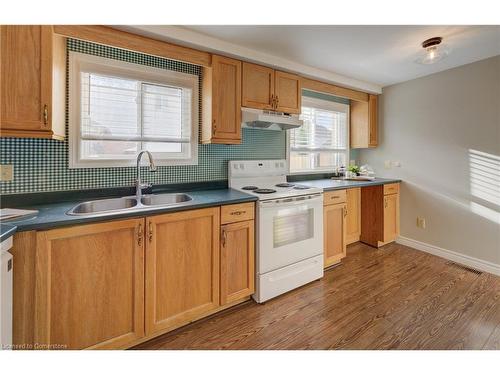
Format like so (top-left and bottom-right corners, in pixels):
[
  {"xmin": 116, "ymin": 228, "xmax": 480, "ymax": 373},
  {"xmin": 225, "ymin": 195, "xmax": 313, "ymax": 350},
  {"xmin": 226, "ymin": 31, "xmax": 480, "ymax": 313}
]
[{"xmin": 133, "ymin": 243, "xmax": 500, "ymax": 350}]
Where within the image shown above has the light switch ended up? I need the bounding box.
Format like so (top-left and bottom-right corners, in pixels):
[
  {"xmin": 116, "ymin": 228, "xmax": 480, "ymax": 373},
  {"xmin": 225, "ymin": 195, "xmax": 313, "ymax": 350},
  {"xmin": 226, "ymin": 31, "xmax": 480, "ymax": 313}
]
[
  {"xmin": 384, "ymin": 160, "xmax": 392, "ymax": 169},
  {"xmin": 0, "ymin": 165, "xmax": 13, "ymax": 181}
]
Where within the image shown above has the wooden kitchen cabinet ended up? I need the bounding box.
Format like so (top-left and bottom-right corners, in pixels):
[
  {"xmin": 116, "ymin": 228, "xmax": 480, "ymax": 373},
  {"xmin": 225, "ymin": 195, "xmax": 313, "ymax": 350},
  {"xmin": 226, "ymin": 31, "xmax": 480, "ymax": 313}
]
[
  {"xmin": 323, "ymin": 189, "xmax": 347, "ymax": 267},
  {"xmin": 0, "ymin": 25, "xmax": 66, "ymax": 140},
  {"xmin": 201, "ymin": 54, "xmax": 242, "ymax": 144},
  {"xmin": 242, "ymin": 62, "xmax": 275, "ymax": 110},
  {"xmin": 145, "ymin": 207, "xmax": 220, "ymax": 335},
  {"xmin": 34, "ymin": 219, "xmax": 145, "ymax": 349},
  {"xmin": 350, "ymin": 94, "xmax": 378, "ymax": 148},
  {"xmin": 361, "ymin": 183, "xmax": 400, "ymax": 247},
  {"xmin": 242, "ymin": 62, "xmax": 301, "ymax": 114},
  {"xmin": 383, "ymin": 190, "xmax": 400, "ymax": 243},
  {"xmin": 346, "ymin": 188, "xmax": 361, "ymax": 244},
  {"xmin": 274, "ymin": 70, "xmax": 301, "ymax": 113},
  {"xmin": 220, "ymin": 220, "xmax": 255, "ymax": 305},
  {"xmin": 323, "ymin": 202, "xmax": 347, "ymax": 267}
]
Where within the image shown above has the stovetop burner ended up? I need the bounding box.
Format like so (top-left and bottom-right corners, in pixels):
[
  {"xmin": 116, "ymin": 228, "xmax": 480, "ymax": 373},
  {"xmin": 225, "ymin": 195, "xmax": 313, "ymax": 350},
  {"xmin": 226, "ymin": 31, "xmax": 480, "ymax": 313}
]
[
  {"xmin": 275, "ymin": 183, "xmax": 295, "ymax": 188},
  {"xmin": 242, "ymin": 186, "xmax": 259, "ymax": 190},
  {"xmin": 293, "ymin": 185, "xmax": 311, "ymax": 190},
  {"xmin": 254, "ymin": 188, "xmax": 277, "ymax": 194}
]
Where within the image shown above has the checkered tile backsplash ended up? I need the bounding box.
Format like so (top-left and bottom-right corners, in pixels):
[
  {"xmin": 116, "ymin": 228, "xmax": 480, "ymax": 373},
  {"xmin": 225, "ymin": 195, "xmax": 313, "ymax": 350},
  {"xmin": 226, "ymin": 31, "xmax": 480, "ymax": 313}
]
[{"xmin": 0, "ymin": 39, "xmax": 286, "ymax": 195}]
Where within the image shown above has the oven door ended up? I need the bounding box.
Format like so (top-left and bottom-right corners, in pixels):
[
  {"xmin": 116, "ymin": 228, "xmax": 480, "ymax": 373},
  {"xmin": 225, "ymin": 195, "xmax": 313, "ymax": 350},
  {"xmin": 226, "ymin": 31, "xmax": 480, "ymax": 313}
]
[{"xmin": 257, "ymin": 193, "xmax": 324, "ymax": 274}]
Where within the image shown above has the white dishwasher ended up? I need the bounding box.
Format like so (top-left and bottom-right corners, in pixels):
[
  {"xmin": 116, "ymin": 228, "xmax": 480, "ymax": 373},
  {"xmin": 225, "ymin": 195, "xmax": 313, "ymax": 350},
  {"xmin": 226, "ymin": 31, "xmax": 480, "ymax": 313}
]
[{"xmin": 0, "ymin": 235, "xmax": 13, "ymax": 350}]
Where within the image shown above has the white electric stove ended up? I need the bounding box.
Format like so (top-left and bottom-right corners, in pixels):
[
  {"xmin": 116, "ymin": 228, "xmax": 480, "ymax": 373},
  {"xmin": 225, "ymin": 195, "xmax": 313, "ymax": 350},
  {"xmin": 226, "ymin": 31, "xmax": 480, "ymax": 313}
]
[{"xmin": 229, "ymin": 160, "xmax": 324, "ymax": 303}]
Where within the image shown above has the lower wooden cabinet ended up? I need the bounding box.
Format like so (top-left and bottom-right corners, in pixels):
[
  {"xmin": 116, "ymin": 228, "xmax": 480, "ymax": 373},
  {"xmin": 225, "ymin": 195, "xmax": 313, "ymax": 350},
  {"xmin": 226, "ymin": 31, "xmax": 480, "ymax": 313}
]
[
  {"xmin": 323, "ymin": 202, "xmax": 347, "ymax": 267},
  {"xmin": 12, "ymin": 202, "xmax": 255, "ymax": 349},
  {"xmin": 383, "ymin": 192, "xmax": 400, "ymax": 243},
  {"xmin": 220, "ymin": 220, "xmax": 255, "ymax": 305},
  {"xmin": 346, "ymin": 188, "xmax": 361, "ymax": 244},
  {"xmin": 34, "ymin": 219, "xmax": 145, "ymax": 349},
  {"xmin": 145, "ymin": 207, "xmax": 220, "ymax": 335},
  {"xmin": 361, "ymin": 183, "xmax": 400, "ymax": 247}
]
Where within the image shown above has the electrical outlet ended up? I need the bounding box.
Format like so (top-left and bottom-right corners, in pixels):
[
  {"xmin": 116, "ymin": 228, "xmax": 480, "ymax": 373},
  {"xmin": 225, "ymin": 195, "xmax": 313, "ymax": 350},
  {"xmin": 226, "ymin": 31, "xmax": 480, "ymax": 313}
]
[
  {"xmin": 392, "ymin": 161, "xmax": 401, "ymax": 167},
  {"xmin": 0, "ymin": 165, "xmax": 13, "ymax": 181},
  {"xmin": 416, "ymin": 217, "xmax": 426, "ymax": 229},
  {"xmin": 384, "ymin": 160, "xmax": 392, "ymax": 169}
]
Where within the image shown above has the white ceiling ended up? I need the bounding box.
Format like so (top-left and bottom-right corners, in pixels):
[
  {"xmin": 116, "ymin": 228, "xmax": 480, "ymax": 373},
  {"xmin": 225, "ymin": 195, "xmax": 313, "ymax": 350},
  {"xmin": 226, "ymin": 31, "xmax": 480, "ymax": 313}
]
[
  {"xmin": 183, "ymin": 25, "xmax": 500, "ymax": 87},
  {"xmin": 118, "ymin": 25, "xmax": 500, "ymax": 91}
]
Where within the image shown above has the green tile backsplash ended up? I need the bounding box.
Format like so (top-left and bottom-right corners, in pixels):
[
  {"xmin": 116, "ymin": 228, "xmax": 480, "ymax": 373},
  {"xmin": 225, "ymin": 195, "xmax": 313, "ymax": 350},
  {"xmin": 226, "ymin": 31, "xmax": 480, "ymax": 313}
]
[{"xmin": 0, "ymin": 39, "xmax": 286, "ymax": 195}]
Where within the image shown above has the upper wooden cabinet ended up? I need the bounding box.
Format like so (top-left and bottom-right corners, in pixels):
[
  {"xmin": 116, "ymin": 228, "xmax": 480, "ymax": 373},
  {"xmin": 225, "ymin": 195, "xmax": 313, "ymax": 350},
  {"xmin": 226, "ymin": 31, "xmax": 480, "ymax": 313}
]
[
  {"xmin": 145, "ymin": 207, "xmax": 220, "ymax": 335},
  {"xmin": 350, "ymin": 94, "xmax": 378, "ymax": 148},
  {"xmin": 202, "ymin": 54, "xmax": 242, "ymax": 144},
  {"xmin": 242, "ymin": 62, "xmax": 301, "ymax": 114},
  {"xmin": 34, "ymin": 219, "xmax": 145, "ymax": 349},
  {"xmin": 0, "ymin": 25, "xmax": 66, "ymax": 140}
]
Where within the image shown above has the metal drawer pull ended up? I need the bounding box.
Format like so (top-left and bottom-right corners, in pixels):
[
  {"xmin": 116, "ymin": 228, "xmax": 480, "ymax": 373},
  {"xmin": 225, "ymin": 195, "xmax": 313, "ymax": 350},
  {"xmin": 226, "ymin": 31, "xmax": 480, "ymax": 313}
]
[
  {"xmin": 43, "ymin": 105, "xmax": 48, "ymax": 125},
  {"xmin": 221, "ymin": 229, "xmax": 227, "ymax": 246},
  {"xmin": 148, "ymin": 221, "xmax": 153, "ymax": 241},
  {"xmin": 230, "ymin": 210, "xmax": 246, "ymax": 215},
  {"xmin": 138, "ymin": 223, "xmax": 143, "ymax": 246}
]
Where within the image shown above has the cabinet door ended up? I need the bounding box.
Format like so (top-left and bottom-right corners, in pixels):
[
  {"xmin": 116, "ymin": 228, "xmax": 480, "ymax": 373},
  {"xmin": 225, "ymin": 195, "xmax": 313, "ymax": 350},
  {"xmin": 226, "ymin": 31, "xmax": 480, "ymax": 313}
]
[
  {"xmin": 145, "ymin": 207, "xmax": 220, "ymax": 335},
  {"xmin": 34, "ymin": 219, "xmax": 145, "ymax": 349},
  {"xmin": 324, "ymin": 203, "xmax": 347, "ymax": 267},
  {"xmin": 368, "ymin": 94, "xmax": 378, "ymax": 147},
  {"xmin": 220, "ymin": 220, "xmax": 255, "ymax": 305},
  {"xmin": 1, "ymin": 25, "xmax": 52, "ymax": 132},
  {"xmin": 212, "ymin": 55, "xmax": 242, "ymax": 143},
  {"xmin": 346, "ymin": 188, "xmax": 361, "ymax": 244},
  {"xmin": 242, "ymin": 62, "xmax": 274, "ymax": 110},
  {"xmin": 275, "ymin": 71, "xmax": 301, "ymax": 114},
  {"xmin": 383, "ymin": 193, "xmax": 399, "ymax": 243}
]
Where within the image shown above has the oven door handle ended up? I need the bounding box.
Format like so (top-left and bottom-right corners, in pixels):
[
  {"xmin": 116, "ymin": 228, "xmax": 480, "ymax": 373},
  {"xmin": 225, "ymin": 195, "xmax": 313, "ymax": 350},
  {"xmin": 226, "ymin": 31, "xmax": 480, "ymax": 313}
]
[{"xmin": 259, "ymin": 193, "xmax": 323, "ymax": 208}]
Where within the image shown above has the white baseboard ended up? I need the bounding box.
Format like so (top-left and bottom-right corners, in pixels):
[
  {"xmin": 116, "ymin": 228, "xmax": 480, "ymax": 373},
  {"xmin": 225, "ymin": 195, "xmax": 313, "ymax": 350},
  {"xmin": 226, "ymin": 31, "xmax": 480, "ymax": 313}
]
[{"xmin": 396, "ymin": 236, "xmax": 500, "ymax": 276}]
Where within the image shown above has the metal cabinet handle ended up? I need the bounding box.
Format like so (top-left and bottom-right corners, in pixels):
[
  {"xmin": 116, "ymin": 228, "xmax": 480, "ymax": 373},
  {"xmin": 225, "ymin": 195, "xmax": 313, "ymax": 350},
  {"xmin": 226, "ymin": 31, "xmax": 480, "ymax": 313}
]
[
  {"xmin": 212, "ymin": 119, "xmax": 217, "ymax": 134},
  {"xmin": 275, "ymin": 96, "xmax": 279, "ymax": 109},
  {"xmin": 384, "ymin": 198, "xmax": 388, "ymax": 208},
  {"xmin": 138, "ymin": 223, "xmax": 143, "ymax": 246},
  {"xmin": 221, "ymin": 229, "xmax": 227, "ymax": 247},
  {"xmin": 148, "ymin": 221, "xmax": 153, "ymax": 242},
  {"xmin": 344, "ymin": 206, "xmax": 348, "ymax": 217},
  {"xmin": 230, "ymin": 210, "xmax": 245, "ymax": 216},
  {"xmin": 43, "ymin": 105, "xmax": 48, "ymax": 126}
]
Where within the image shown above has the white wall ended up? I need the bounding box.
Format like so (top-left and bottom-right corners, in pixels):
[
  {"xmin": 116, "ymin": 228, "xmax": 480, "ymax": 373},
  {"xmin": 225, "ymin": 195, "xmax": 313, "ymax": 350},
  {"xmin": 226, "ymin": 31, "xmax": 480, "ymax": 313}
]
[{"xmin": 360, "ymin": 56, "xmax": 500, "ymax": 266}]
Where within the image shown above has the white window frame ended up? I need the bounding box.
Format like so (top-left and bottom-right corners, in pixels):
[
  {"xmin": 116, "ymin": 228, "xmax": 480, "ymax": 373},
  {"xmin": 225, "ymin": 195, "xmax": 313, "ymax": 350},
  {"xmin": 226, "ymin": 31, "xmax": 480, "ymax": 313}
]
[
  {"xmin": 287, "ymin": 95, "xmax": 350, "ymax": 175},
  {"xmin": 69, "ymin": 51, "xmax": 199, "ymax": 169}
]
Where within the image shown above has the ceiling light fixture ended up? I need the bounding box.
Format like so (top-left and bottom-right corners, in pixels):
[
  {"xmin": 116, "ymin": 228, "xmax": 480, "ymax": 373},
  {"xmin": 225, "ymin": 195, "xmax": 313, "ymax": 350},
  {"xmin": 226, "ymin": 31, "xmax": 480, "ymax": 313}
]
[{"xmin": 415, "ymin": 37, "xmax": 449, "ymax": 65}]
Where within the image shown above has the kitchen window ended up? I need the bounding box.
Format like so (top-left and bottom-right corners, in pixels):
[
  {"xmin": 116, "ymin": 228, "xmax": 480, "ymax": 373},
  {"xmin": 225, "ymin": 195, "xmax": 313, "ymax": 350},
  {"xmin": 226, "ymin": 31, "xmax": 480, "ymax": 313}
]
[
  {"xmin": 69, "ymin": 52, "xmax": 199, "ymax": 168},
  {"xmin": 288, "ymin": 95, "xmax": 349, "ymax": 174}
]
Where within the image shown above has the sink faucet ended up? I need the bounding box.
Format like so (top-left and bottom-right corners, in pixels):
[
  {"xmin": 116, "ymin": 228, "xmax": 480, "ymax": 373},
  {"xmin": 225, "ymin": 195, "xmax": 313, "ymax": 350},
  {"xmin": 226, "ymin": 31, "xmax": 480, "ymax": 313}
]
[{"xmin": 136, "ymin": 151, "xmax": 157, "ymax": 201}]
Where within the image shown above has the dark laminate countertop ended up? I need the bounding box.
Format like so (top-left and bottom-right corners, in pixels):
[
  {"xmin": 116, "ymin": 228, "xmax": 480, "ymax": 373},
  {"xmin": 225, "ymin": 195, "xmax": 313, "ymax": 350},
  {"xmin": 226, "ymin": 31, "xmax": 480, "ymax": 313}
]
[
  {"xmin": 2, "ymin": 189, "xmax": 257, "ymax": 232},
  {"xmin": 0, "ymin": 224, "xmax": 17, "ymax": 242},
  {"xmin": 298, "ymin": 177, "xmax": 401, "ymax": 191}
]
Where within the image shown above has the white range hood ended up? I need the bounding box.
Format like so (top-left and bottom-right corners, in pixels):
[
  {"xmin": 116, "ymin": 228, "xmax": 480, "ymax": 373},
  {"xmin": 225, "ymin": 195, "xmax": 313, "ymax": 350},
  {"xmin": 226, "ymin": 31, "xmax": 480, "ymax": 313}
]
[{"xmin": 241, "ymin": 108, "xmax": 303, "ymax": 131}]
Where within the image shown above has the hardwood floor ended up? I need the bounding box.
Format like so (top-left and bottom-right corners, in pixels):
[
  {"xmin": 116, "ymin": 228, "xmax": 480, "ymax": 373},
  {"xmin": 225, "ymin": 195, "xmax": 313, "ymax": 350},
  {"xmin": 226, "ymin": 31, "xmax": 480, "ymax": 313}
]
[{"xmin": 134, "ymin": 242, "xmax": 500, "ymax": 350}]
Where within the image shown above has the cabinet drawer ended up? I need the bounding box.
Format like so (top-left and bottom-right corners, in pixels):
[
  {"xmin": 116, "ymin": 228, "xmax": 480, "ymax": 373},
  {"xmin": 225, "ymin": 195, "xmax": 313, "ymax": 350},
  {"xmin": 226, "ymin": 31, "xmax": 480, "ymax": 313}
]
[
  {"xmin": 324, "ymin": 190, "xmax": 347, "ymax": 205},
  {"xmin": 384, "ymin": 183, "xmax": 399, "ymax": 195},
  {"xmin": 221, "ymin": 202, "xmax": 255, "ymax": 224}
]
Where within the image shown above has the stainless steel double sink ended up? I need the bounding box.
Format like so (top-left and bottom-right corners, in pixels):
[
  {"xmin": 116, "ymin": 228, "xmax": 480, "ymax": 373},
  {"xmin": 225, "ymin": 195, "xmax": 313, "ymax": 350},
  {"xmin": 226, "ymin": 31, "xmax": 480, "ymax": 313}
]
[{"xmin": 67, "ymin": 193, "xmax": 193, "ymax": 216}]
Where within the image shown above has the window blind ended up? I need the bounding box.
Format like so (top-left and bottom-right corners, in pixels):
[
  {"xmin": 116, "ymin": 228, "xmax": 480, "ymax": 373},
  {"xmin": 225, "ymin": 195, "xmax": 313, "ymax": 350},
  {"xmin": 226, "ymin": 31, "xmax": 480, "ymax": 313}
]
[{"xmin": 80, "ymin": 72, "xmax": 192, "ymax": 143}]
